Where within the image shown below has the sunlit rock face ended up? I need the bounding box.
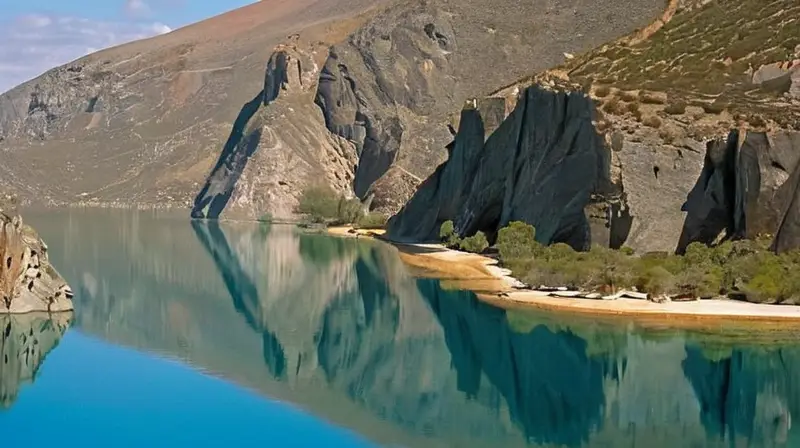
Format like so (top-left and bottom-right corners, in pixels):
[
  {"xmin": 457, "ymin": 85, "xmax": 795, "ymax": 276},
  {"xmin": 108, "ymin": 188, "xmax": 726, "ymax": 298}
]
[
  {"xmin": 0, "ymin": 313, "xmax": 71, "ymax": 408},
  {"xmin": 1, "ymin": 201, "xmax": 73, "ymax": 313}
]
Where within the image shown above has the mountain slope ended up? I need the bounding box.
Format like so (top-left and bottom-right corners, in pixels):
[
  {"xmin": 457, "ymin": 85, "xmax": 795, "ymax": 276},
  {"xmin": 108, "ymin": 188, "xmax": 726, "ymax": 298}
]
[
  {"xmin": 0, "ymin": 0, "xmax": 667, "ymax": 218},
  {"xmin": 0, "ymin": 0, "xmax": 382, "ymax": 207}
]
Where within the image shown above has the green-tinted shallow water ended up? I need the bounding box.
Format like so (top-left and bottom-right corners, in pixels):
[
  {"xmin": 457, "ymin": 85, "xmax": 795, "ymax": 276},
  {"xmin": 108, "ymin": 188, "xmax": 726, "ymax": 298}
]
[{"xmin": 2, "ymin": 208, "xmax": 800, "ymax": 447}]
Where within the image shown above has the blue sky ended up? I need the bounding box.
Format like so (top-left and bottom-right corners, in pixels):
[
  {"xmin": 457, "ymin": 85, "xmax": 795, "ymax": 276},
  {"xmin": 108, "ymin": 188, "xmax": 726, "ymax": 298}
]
[{"xmin": 0, "ymin": 0, "xmax": 255, "ymax": 93}]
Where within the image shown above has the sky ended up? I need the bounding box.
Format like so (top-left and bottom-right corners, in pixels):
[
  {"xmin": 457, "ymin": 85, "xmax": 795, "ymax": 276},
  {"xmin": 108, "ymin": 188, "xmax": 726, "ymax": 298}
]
[{"xmin": 0, "ymin": 0, "xmax": 256, "ymax": 93}]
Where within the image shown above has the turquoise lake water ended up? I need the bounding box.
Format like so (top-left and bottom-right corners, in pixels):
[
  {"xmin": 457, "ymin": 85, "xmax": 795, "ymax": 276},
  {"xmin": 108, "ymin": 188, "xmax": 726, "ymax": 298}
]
[{"xmin": 2, "ymin": 209, "xmax": 800, "ymax": 447}]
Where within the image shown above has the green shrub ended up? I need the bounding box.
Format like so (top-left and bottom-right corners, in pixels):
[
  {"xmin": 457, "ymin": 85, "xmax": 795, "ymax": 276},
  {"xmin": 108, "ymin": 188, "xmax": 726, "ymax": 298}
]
[
  {"xmin": 439, "ymin": 220, "xmax": 454, "ymax": 240},
  {"xmin": 356, "ymin": 212, "xmax": 388, "ymax": 229},
  {"xmin": 635, "ymin": 265, "xmax": 674, "ymax": 296},
  {"xmin": 336, "ymin": 196, "xmax": 364, "ymax": 225},
  {"xmin": 492, "ymin": 221, "xmax": 800, "ymax": 303},
  {"xmin": 459, "ymin": 231, "xmax": 489, "ymax": 254},
  {"xmin": 497, "ymin": 221, "xmax": 540, "ymax": 260},
  {"xmin": 297, "ymin": 186, "xmax": 367, "ymax": 226},
  {"xmin": 258, "ymin": 212, "xmax": 273, "ymax": 223},
  {"xmin": 439, "ymin": 220, "xmax": 460, "ymax": 248},
  {"xmin": 298, "ymin": 186, "xmax": 340, "ymax": 222}
]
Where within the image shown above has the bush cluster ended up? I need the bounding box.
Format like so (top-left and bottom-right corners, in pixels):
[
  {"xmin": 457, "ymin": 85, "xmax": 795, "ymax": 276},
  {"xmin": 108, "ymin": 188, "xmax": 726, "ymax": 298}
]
[
  {"xmin": 355, "ymin": 212, "xmax": 389, "ymax": 229},
  {"xmin": 492, "ymin": 221, "xmax": 800, "ymax": 304},
  {"xmin": 438, "ymin": 220, "xmax": 488, "ymax": 254},
  {"xmin": 297, "ymin": 186, "xmax": 388, "ymax": 229}
]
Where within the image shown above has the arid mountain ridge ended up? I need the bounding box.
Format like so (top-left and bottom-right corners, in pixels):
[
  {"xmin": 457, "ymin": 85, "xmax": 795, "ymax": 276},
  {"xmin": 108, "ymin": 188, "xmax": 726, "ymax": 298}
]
[{"xmin": 0, "ymin": 0, "xmax": 666, "ymax": 216}]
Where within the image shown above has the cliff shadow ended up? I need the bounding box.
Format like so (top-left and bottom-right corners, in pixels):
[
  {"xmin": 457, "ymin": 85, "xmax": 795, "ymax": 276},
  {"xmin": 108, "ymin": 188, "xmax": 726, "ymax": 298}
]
[
  {"xmin": 191, "ymin": 92, "xmax": 264, "ymax": 219},
  {"xmin": 418, "ymin": 279, "xmax": 618, "ymax": 446},
  {"xmin": 682, "ymin": 345, "xmax": 800, "ymax": 445},
  {"xmin": 190, "ymin": 219, "xmax": 287, "ymax": 379},
  {"xmin": 0, "ymin": 312, "xmax": 72, "ymax": 409}
]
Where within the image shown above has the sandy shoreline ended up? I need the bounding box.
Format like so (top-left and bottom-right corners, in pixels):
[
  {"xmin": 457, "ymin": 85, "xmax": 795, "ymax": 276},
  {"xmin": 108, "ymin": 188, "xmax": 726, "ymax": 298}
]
[{"xmin": 326, "ymin": 226, "xmax": 800, "ymax": 323}]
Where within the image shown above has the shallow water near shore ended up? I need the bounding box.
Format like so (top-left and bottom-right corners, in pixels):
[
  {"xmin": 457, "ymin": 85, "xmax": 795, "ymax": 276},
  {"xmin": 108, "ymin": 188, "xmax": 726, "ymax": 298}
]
[{"xmin": 2, "ymin": 208, "xmax": 800, "ymax": 447}]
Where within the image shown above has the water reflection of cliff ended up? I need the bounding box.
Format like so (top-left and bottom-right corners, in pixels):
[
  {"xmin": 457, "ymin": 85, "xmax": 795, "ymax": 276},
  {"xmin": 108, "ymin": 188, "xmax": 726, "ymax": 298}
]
[
  {"xmin": 0, "ymin": 313, "xmax": 71, "ymax": 409},
  {"xmin": 26, "ymin": 209, "xmax": 800, "ymax": 447}
]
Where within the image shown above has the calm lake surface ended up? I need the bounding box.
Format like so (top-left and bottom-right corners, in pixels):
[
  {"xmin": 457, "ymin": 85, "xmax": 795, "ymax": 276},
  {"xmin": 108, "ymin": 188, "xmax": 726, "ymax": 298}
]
[{"xmin": 2, "ymin": 209, "xmax": 800, "ymax": 447}]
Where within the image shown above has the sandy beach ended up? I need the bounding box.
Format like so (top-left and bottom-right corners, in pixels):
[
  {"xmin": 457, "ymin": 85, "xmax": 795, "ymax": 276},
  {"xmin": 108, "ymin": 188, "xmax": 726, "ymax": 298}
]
[{"xmin": 326, "ymin": 226, "xmax": 800, "ymax": 324}]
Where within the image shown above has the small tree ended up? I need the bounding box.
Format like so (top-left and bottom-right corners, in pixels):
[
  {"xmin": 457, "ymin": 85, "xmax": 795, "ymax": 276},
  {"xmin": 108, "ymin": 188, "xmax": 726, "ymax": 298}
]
[
  {"xmin": 439, "ymin": 220, "xmax": 455, "ymax": 240},
  {"xmin": 459, "ymin": 231, "xmax": 489, "ymax": 254},
  {"xmin": 356, "ymin": 212, "xmax": 388, "ymax": 229},
  {"xmin": 497, "ymin": 221, "xmax": 539, "ymax": 261},
  {"xmin": 439, "ymin": 220, "xmax": 460, "ymax": 248},
  {"xmin": 336, "ymin": 196, "xmax": 363, "ymax": 225},
  {"xmin": 298, "ymin": 186, "xmax": 339, "ymax": 222},
  {"xmin": 635, "ymin": 266, "xmax": 674, "ymax": 296}
]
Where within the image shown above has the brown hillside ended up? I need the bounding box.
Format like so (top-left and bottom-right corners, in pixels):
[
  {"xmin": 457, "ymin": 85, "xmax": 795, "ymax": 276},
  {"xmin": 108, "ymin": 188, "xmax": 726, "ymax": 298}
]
[{"xmin": 0, "ymin": 0, "xmax": 666, "ymax": 216}]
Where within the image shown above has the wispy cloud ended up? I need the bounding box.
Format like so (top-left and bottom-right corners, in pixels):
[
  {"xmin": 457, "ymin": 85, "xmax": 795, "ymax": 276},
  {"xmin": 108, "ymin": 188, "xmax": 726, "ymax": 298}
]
[
  {"xmin": 125, "ymin": 0, "xmax": 152, "ymax": 17},
  {"xmin": 0, "ymin": 13, "xmax": 171, "ymax": 93}
]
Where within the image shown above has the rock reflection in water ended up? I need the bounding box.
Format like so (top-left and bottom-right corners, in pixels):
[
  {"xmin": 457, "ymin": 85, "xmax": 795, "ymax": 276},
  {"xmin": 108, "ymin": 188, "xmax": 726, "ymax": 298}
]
[
  {"xmin": 0, "ymin": 313, "xmax": 71, "ymax": 409},
  {"xmin": 24, "ymin": 208, "xmax": 800, "ymax": 447}
]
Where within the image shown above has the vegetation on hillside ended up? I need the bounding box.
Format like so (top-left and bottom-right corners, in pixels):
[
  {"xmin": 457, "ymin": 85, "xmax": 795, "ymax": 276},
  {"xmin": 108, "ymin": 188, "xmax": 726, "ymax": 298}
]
[
  {"xmin": 297, "ymin": 186, "xmax": 388, "ymax": 229},
  {"xmin": 576, "ymin": 0, "xmax": 800, "ymax": 128},
  {"xmin": 442, "ymin": 220, "xmax": 800, "ymax": 304},
  {"xmin": 497, "ymin": 0, "xmax": 800, "ymax": 132}
]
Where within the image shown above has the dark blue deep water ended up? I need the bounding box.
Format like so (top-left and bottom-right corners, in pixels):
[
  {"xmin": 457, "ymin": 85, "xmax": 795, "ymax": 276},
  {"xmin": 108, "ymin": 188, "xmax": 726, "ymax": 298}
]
[{"xmin": 2, "ymin": 209, "xmax": 800, "ymax": 447}]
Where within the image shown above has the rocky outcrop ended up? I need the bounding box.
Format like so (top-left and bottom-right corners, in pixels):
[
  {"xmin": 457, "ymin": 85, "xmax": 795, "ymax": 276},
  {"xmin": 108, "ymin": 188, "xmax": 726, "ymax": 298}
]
[
  {"xmin": 190, "ymin": 45, "xmax": 359, "ymax": 219},
  {"xmin": 305, "ymin": 0, "xmax": 665, "ymax": 215},
  {"xmin": 0, "ymin": 204, "xmax": 73, "ymax": 313},
  {"xmin": 1, "ymin": 313, "xmax": 71, "ymax": 407},
  {"xmin": 387, "ymin": 85, "xmax": 615, "ymax": 249},
  {"xmin": 677, "ymin": 130, "xmax": 800, "ymax": 253}
]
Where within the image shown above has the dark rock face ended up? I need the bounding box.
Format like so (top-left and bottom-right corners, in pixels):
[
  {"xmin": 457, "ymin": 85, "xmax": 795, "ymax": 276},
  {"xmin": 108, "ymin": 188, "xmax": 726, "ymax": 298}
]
[
  {"xmin": 676, "ymin": 130, "xmax": 800, "ymax": 253},
  {"xmin": 388, "ymin": 85, "xmax": 613, "ymax": 250}
]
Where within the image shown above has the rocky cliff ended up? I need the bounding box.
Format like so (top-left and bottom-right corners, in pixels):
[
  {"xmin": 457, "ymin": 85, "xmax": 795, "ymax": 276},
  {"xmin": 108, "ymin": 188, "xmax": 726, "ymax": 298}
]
[
  {"xmin": 388, "ymin": 0, "xmax": 800, "ymax": 253},
  {"xmin": 0, "ymin": 196, "xmax": 73, "ymax": 313},
  {"xmin": 387, "ymin": 85, "xmax": 614, "ymax": 249},
  {"xmin": 0, "ymin": 0, "xmax": 666, "ymax": 219}
]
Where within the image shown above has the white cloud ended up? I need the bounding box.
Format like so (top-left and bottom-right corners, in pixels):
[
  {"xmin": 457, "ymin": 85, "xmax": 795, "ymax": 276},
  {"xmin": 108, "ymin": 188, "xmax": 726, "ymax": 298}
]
[{"xmin": 0, "ymin": 13, "xmax": 172, "ymax": 94}]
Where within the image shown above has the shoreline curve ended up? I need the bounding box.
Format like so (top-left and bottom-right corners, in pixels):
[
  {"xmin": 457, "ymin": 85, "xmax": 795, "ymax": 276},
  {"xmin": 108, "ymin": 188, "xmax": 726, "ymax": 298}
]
[{"xmin": 326, "ymin": 226, "xmax": 800, "ymax": 325}]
